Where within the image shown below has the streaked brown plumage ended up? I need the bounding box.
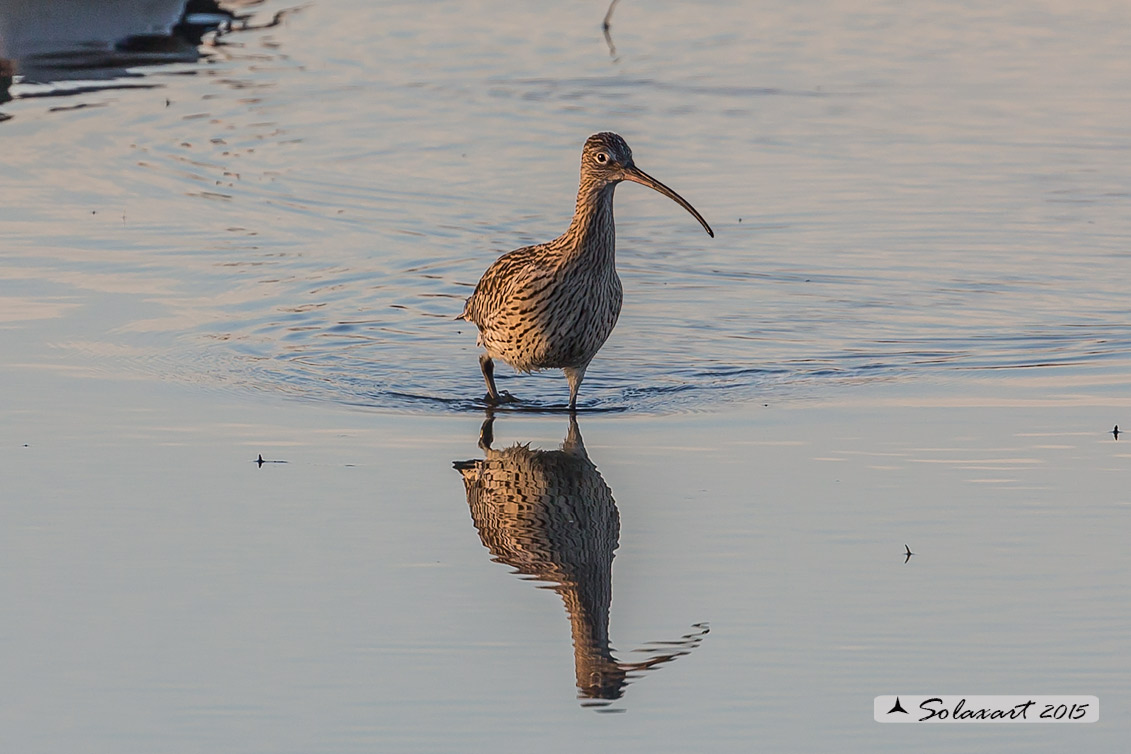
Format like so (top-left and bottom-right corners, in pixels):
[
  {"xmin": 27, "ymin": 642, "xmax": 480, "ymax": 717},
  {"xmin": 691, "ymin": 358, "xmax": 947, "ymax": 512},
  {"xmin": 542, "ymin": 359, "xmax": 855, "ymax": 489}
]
[{"xmin": 459, "ymin": 132, "xmax": 713, "ymax": 410}]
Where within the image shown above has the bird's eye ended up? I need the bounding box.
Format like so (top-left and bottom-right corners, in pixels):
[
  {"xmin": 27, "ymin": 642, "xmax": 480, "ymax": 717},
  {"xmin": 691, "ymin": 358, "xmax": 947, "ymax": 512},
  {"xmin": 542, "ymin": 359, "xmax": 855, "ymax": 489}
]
[{"xmin": 595, "ymin": 152, "xmax": 609, "ymax": 164}]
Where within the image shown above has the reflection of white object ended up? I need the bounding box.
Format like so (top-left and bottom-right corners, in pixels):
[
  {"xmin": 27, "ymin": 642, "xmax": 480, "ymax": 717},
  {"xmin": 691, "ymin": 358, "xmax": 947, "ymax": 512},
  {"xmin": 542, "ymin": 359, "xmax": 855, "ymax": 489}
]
[{"xmin": 0, "ymin": 0, "xmax": 188, "ymax": 60}]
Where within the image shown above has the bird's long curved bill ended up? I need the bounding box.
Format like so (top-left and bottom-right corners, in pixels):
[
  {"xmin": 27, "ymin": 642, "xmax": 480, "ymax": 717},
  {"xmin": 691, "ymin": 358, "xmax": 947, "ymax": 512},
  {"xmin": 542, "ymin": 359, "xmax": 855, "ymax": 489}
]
[{"xmin": 624, "ymin": 165, "xmax": 714, "ymax": 238}]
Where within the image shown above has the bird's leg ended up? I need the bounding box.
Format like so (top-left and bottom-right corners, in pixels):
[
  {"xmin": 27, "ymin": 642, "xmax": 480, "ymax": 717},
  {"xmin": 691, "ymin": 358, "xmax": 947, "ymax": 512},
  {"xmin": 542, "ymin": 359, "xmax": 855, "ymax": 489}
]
[
  {"xmin": 479, "ymin": 353, "xmax": 517, "ymax": 404},
  {"xmin": 563, "ymin": 364, "xmax": 588, "ymax": 412},
  {"xmin": 479, "ymin": 353, "xmax": 500, "ymax": 402}
]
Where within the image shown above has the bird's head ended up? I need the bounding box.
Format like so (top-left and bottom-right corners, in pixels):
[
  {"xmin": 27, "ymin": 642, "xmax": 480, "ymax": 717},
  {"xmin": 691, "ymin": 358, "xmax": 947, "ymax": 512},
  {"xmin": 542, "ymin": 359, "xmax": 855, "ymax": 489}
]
[
  {"xmin": 582, "ymin": 132, "xmax": 635, "ymax": 176},
  {"xmin": 581, "ymin": 132, "xmax": 713, "ymax": 238}
]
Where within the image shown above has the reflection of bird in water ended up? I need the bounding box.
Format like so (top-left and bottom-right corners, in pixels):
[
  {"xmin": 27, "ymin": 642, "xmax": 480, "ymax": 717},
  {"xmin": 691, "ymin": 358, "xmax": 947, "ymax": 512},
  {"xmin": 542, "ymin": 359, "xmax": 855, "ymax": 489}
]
[{"xmin": 453, "ymin": 415, "xmax": 708, "ymax": 705}]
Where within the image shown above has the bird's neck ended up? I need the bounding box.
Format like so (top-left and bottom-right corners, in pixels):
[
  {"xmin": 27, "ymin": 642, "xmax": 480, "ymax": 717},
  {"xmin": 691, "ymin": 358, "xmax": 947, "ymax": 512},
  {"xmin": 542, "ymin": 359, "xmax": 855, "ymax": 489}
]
[{"xmin": 560, "ymin": 181, "xmax": 617, "ymax": 268}]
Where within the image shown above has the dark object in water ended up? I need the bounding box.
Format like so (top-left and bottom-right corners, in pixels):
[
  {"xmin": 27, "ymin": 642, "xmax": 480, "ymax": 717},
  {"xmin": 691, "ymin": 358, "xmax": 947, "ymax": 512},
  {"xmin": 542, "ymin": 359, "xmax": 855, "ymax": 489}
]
[{"xmin": 602, "ymin": 0, "xmax": 621, "ymax": 59}]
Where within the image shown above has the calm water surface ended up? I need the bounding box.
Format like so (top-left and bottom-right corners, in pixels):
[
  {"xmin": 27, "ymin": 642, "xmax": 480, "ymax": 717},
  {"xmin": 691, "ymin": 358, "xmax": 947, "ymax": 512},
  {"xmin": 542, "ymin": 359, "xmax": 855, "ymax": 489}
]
[
  {"xmin": 2, "ymin": 0, "xmax": 1129, "ymax": 751},
  {"xmin": 4, "ymin": 0, "xmax": 1129, "ymax": 411}
]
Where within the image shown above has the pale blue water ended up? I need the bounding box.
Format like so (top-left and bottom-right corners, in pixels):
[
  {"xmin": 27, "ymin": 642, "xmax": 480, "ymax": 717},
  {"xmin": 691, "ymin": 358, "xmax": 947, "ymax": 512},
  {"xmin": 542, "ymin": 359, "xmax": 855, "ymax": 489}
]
[
  {"xmin": 2, "ymin": 0, "xmax": 1130, "ymax": 751},
  {"xmin": 5, "ymin": 0, "xmax": 1130, "ymax": 412}
]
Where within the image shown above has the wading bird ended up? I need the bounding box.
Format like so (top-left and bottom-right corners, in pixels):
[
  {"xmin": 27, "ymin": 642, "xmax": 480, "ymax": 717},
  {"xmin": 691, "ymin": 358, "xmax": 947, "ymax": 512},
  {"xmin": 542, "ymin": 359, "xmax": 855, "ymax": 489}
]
[{"xmin": 458, "ymin": 132, "xmax": 713, "ymax": 410}]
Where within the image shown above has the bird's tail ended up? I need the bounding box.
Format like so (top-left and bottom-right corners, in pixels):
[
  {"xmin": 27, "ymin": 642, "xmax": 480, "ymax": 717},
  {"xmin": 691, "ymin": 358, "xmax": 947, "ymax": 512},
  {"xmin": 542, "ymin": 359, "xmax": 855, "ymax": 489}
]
[{"xmin": 456, "ymin": 296, "xmax": 476, "ymax": 322}]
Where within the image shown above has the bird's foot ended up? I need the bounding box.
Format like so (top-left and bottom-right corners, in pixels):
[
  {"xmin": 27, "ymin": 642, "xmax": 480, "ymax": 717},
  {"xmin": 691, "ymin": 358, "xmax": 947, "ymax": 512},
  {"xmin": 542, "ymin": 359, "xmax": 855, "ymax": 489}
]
[{"xmin": 483, "ymin": 390, "xmax": 519, "ymax": 405}]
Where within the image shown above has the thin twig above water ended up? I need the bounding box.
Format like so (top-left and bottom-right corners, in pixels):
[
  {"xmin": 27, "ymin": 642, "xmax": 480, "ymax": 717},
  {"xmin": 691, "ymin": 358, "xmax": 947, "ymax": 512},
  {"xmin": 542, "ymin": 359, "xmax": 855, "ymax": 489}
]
[{"xmin": 602, "ymin": 0, "xmax": 621, "ymax": 60}]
